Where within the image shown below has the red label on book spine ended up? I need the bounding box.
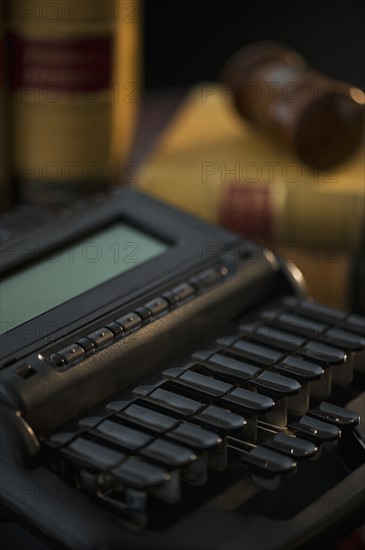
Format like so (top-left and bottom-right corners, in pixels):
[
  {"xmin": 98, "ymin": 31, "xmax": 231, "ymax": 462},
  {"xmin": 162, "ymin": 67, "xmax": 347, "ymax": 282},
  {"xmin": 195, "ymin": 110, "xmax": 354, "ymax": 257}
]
[
  {"xmin": 8, "ymin": 33, "xmax": 113, "ymax": 92},
  {"xmin": 219, "ymin": 181, "xmax": 273, "ymax": 241}
]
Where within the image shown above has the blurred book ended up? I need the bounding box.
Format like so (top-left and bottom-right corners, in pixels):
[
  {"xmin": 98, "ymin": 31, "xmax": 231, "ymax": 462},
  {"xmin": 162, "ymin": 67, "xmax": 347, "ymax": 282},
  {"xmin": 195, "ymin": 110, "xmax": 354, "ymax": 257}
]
[
  {"xmin": 0, "ymin": 4, "xmax": 9, "ymax": 211},
  {"xmin": 6, "ymin": 0, "xmax": 141, "ymax": 205},
  {"xmin": 138, "ymin": 84, "xmax": 365, "ymax": 310}
]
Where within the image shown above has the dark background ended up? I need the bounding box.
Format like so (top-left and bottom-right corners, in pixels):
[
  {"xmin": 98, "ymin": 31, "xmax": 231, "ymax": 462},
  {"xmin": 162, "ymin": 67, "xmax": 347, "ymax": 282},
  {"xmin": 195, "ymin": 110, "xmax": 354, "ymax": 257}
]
[{"xmin": 143, "ymin": 0, "xmax": 365, "ymax": 91}]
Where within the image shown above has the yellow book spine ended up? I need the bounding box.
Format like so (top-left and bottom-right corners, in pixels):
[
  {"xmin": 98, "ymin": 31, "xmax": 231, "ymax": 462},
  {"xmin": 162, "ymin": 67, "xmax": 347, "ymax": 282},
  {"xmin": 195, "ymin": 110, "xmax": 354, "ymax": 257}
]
[
  {"xmin": 218, "ymin": 176, "xmax": 364, "ymax": 254},
  {"xmin": 138, "ymin": 85, "xmax": 364, "ymax": 254},
  {"xmin": 7, "ymin": 0, "xmax": 141, "ymax": 202}
]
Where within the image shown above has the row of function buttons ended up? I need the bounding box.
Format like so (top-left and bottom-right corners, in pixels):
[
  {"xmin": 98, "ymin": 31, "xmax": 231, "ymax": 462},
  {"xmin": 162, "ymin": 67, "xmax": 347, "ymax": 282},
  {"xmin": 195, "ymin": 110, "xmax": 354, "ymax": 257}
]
[
  {"xmin": 45, "ymin": 297, "xmax": 364, "ymax": 519},
  {"xmin": 49, "ymin": 265, "xmax": 228, "ymax": 368}
]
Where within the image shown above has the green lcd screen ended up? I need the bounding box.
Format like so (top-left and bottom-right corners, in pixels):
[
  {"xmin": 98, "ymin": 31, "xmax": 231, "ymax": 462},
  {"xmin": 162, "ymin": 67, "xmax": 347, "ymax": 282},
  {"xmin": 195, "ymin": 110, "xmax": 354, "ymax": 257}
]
[{"xmin": 0, "ymin": 223, "xmax": 169, "ymax": 335}]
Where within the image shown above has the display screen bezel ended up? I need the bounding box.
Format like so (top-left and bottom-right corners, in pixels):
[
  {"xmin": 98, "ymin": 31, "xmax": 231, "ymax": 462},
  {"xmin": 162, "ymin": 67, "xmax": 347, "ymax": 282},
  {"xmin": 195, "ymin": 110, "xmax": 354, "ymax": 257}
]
[{"xmin": 0, "ymin": 191, "xmax": 237, "ymax": 362}]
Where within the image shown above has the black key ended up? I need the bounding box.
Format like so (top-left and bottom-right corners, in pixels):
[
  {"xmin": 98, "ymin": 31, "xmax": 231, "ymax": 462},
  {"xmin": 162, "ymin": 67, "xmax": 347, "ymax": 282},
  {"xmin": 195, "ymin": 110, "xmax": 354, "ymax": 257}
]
[
  {"xmin": 133, "ymin": 384, "xmax": 162, "ymax": 397},
  {"xmin": 162, "ymin": 291, "xmax": 180, "ymax": 305},
  {"xmin": 14, "ymin": 363, "xmax": 36, "ymax": 379},
  {"xmin": 167, "ymin": 422, "xmax": 222, "ymax": 450},
  {"xmin": 105, "ymin": 401, "xmax": 131, "ymax": 413},
  {"xmin": 263, "ymin": 311, "xmax": 327, "ymax": 338},
  {"xmin": 170, "ymin": 282, "xmax": 196, "ymax": 300},
  {"xmin": 47, "ymin": 432, "xmax": 78, "ymax": 448},
  {"xmin": 308, "ymin": 402, "xmax": 360, "ymax": 429},
  {"xmin": 246, "ymin": 325, "xmax": 306, "ymax": 351},
  {"xmin": 203, "ymin": 353, "xmax": 261, "ymax": 382},
  {"xmin": 86, "ymin": 327, "xmax": 114, "ymax": 348},
  {"xmin": 192, "ymin": 349, "xmax": 216, "ymax": 362},
  {"xmin": 297, "ymin": 341, "xmax": 346, "ymax": 367},
  {"xmin": 50, "ymin": 343, "xmax": 85, "ymax": 366},
  {"xmin": 342, "ymin": 314, "xmax": 365, "ymax": 336},
  {"xmin": 112, "ymin": 457, "xmax": 170, "ymax": 489},
  {"xmin": 140, "ymin": 439, "xmax": 196, "ymax": 467},
  {"xmin": 78, "ymin": 416, "xmax": 104, "ymax": 429},
  {"xmin": 144, "ymin": 297, "xmax": 169, "ymax": 316},
  {"xmin": 104, "ymin": 321, "xmax": 124, "ymax": 337},
  {"xmin": 76, "ymin": 337, "xmax": 95, "ymax": 354},
  {"xmin": 133, "ymin": 306, "xmax": 152, "ymax": 321},
  {"xmin": 117, "ymin": 404, "xmax": 179, "ymax": 433},
  {"xmin": 259, "ymin": 309, "xmax": 279, "ymax": 322},
  {"xmin": 162, "ymin": 366, "xmax": 191, "ymax": 380},
  {"xmin": 62, "ymin": 437, "xmax": 124, "ymax": 471},
  {"xmin": 220, "ymin": 387, "xmax": 275, "ymax": 415},
  {"xmin": 238, "ymin": 322, "xmax": 261, "ymax": 335},
  {"xmin": 227, "ymin": 339, "xmax": 283, "ymax": 366},
  {"xmin": 289, "ymin": 415, "xmax": 340, "ymax": 444},
  {"xmin": 92, "ymin": 420, "xmax": 153, "ymax": 451},
  {"xmin": 215, "ymin": 335, "xmax": 236, "ymax": 348},
  {"xmin": 193, "ymin": 405, "xmax": 247, "ymax": 433},
  {"xmin": 250, "ymin": 371, "xmax": 301, "ymax": 399},
  {"xmin": 319, "ymin": 327, "xmax": 365, "ymax": 351},
  {"xmin": 171, "ymin": 370, "xmax": 233, "ymax": 398},
  {"xmin": 274, "ymin": 357, "xmax": 324, "ymax": 383},
  {"xmin": 138, "ymin": 387, "xmax": 204, "ymax": 417},
  {"xmin": 263, "ymin": 433, "xmax": 318, "ymax": 459},
  {"xmin": 283, "ymin": 298, "xmax": 347, "ymax": 324},
  {"xmin": 241, "ymin": 446, "xmax": 296, "ymax": 478},
  {"xmin": 115, "ymin": 312, "xmax": 142, "ymax": 332},
  {"xmin": 191, "ymin": 267, "xmax": 223, "ymax": 289}
]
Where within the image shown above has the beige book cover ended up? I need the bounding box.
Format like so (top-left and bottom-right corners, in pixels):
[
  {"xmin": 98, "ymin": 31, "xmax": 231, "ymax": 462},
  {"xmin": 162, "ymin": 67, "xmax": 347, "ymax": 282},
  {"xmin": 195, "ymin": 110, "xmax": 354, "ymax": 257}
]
[
  {"xmin": 139, "ymin": 84, "xmax": 364, "ymax": 252},
  {"xmin": 138, "ymin": 84, "xmax": 365, "ymax": 308}
]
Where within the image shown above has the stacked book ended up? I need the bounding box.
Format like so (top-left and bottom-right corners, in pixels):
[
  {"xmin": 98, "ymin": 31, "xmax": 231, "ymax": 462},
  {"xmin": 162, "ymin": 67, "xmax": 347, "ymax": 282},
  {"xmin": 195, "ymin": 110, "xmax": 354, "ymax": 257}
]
[
  {"xmin": 1, "ymin": 0, "xmax": 141, "ymax": 205},
  {"xmin": 137, "ymin": 84, "xmax": 365, "ymax": 311}
]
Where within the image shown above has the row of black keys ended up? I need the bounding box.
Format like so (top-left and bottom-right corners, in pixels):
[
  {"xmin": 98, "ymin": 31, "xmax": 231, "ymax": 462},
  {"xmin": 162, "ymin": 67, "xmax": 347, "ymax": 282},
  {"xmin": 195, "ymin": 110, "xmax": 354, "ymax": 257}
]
[
  {"xmin": 46, "ymin": 396, "xmax": 358, "ymax": 498},
  {"xmin": 45, "ymin": 298, "xmax": 364, "ymax": 505}
]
